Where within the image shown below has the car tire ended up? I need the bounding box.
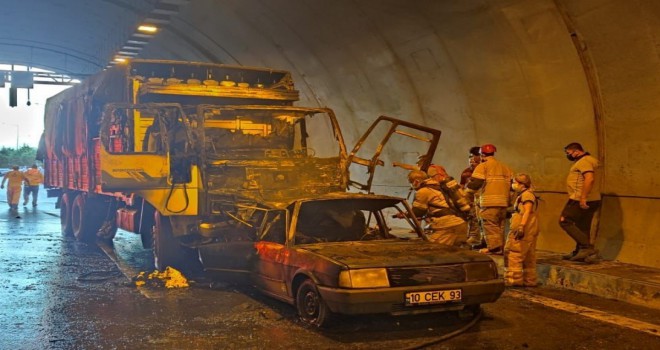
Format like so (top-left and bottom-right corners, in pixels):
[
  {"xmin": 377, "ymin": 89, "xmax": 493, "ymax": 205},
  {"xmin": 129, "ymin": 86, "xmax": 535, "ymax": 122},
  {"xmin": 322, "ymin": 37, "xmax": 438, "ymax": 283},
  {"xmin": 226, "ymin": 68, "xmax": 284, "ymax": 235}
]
[{"xmin": 296, "ymin": 279, "xmax": 333, "ymax": 327}]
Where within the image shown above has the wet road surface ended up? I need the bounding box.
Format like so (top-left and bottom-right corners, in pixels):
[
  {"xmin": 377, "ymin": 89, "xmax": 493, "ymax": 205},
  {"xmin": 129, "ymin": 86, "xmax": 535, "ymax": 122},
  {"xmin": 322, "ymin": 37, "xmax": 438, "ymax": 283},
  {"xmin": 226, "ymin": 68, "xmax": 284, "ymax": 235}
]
[{"xmin": 1, "ymin": 190, "xmax": 659, "ymax": 349}]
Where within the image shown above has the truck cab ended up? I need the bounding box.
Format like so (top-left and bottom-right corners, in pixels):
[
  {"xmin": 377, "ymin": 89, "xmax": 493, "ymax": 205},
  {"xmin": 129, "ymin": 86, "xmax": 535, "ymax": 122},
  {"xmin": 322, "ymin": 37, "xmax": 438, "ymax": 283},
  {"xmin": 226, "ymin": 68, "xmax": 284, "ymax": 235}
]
[{"xmin": 41, "ymin": 59, "xmax": 441, "ymax": 272}]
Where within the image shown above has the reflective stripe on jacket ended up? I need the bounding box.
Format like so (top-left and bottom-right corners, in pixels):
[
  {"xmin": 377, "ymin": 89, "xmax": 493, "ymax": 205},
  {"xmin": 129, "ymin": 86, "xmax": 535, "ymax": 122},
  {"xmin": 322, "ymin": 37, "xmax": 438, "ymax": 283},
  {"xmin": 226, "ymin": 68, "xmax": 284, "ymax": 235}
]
[{"xmin": 470, "ymin": 156, "xmax": 512, "ymax": 207}]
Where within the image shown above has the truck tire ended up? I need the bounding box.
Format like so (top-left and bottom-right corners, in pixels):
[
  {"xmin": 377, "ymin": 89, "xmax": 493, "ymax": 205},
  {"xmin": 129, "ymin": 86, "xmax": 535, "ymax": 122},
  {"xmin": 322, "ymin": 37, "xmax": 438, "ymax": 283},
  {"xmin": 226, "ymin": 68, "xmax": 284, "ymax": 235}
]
[
  {"xmin": 60, "ymin": 192, "xmax": 76, "ymax": 236},
  {"xmin": 96, "ymin": 198, "xmax": 118, "ymax": 242},
  {"xmin": 97, "ymin": 217, "xmax": 118, "ymax": 242},
  {"xmin": 139, "ymin": 203, "xmax": 156, "ymax": 249},
  {"xmin": 152, "ymin": 212, "xmax": 188, "ymax": 272},
  {"xmin": 71, "ymin": 194, "xmax": 107, "ymax": 243}
]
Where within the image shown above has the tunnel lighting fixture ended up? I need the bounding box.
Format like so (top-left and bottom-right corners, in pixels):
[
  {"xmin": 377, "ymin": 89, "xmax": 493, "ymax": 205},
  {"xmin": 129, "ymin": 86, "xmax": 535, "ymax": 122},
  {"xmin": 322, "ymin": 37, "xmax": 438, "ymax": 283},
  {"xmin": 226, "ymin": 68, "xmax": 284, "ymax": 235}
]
[
  {"xmin": 121, "ymin": 45, "xmax": 143, "ymax": 51},
  {"xmin": 153, "ymin": 3, "xmax": 179, "ymax": 16},
  {"xmin": 144, "ymin": 14, "xmax": 172, "ymax": 25},
  {"xmin": 104, "ymin": 1, "xmax": 189, "ymax": 69},
  {"xmin": 118, "ymin": 51, "xmax": 138, "ymax": 56},
  {"xmin": 137, "ymin": 25, "xmax": 158, "ymax": 33},
  {"xmin": 127, "ymin": 39, "xmax": 148, "ymax": 46}
]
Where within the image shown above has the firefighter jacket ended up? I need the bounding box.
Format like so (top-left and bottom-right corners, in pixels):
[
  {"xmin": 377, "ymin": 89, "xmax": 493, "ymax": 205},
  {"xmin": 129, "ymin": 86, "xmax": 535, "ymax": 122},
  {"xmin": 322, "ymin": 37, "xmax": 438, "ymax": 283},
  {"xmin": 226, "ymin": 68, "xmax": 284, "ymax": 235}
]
[
  {"xmin": 24, "ymin": 168, "xmax": 44, "ymax": 186},
  {"xmin": 2, "ymin": 170, "xmax": 26, "ymax": 188},
  {"xmin": 411, "ymin": 179, "xmax": 466, "ymax": 229},
  {"xmin": 467, "ymin": 156, "xmax": 513, "ymax": 207}
]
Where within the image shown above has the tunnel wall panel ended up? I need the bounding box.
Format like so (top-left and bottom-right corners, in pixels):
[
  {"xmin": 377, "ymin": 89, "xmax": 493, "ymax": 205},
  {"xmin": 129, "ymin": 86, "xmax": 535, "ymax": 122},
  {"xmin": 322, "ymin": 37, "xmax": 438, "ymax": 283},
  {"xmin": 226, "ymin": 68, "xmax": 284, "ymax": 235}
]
[
  {"xmin": 563, "ymin": 0, "xmax": 660, "ymax": 197},
  {"xmin": 140, "ymin": 0, "xmax": 659, "ymax": 268},
  {"xmin": 595, "ymin": 196, "xmax": 660, "ymax": 268}
]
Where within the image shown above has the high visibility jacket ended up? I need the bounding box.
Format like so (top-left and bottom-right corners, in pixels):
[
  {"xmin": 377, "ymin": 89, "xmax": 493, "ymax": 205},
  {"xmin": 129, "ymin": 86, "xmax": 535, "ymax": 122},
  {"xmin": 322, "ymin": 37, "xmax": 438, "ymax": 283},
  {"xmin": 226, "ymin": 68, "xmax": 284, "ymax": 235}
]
[
  {"xmin": 412, "ymin": 179, "xmax": 465, "ymax": 229},
  {"xmin": 24, "ymin": 168, "xmax": 44, "ymax": 186},
  {"xmin": 2, "ymin": 170, "xmax": 26, "ymax": 188},
  {"xmin": 469, "ymin": 156, "xmax": 513, "ymax": 207}
]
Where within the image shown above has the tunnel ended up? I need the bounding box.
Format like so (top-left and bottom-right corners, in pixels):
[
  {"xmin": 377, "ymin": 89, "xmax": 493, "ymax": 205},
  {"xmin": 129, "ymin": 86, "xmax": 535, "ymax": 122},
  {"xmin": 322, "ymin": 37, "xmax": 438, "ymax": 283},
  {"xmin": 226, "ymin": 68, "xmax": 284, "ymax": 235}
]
[{"xmin": 1, "ymin": 0, "xmax": 658, "ymax": 268}]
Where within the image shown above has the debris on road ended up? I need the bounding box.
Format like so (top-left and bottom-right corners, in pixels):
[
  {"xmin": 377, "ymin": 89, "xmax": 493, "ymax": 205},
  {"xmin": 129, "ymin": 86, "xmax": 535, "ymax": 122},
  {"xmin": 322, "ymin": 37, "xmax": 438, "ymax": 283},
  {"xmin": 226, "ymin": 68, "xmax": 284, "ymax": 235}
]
[{"xmin": 134, "ymin": 267, "xmax": 189, "ymax": 288}]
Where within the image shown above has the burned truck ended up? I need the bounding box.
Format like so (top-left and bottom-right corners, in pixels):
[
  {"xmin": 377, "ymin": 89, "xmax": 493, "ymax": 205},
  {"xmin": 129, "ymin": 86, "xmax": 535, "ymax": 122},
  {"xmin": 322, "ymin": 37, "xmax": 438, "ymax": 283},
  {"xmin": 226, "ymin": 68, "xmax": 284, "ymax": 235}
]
[
  {"xmin": 40, "ymin": 59, "xmax": 431, "ymax": 270},
  {"xmin": 41, "ymin": 59, "xmax": 504, "ymax": 326}
]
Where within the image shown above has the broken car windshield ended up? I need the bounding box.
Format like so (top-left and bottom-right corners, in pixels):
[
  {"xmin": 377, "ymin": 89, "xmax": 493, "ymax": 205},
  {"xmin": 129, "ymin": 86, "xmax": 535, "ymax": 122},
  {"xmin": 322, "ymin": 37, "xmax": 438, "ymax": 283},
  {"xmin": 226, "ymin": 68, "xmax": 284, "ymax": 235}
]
[{"xmin": 293, "ymin": 198, "xmax": 419, "ymax": 244}]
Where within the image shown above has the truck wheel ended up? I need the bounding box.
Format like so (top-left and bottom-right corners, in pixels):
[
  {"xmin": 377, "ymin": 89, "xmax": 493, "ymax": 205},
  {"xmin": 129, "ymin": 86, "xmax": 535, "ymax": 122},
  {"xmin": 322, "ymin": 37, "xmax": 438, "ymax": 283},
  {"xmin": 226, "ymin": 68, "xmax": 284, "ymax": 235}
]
[
  {"xmin": 139, "ymin": 203, "xmax": 155, "ymax": 249},
  {"xmin": 296, "ymin": 279, "xmax": 333, "ymax": 327},
  {"xmin": 60, "ymin": 193, "xmax": 76, "ymax": 236},
  {"xmin": 152, "ymin": 212, "xmax": 186, "ymax": 271},
  {"xmin": 96, "ymin": 199, "xmax": 118, "ymax": 242},
  {"xmin": 97, "ymin": 217, "xmax": 118, "ymax": 242},
  {"xmin": 71, "ymin": 194, "xmax": 106, "ymax": 242}
]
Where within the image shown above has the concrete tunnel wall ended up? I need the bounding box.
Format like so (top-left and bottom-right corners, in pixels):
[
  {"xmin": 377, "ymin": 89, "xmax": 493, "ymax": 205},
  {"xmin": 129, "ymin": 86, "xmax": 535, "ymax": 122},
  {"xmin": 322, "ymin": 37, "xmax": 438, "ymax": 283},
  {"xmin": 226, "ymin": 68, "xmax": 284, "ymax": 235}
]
[{"xmin": 138, "ymin": 0, "xmax": 660, "ymax": 268}]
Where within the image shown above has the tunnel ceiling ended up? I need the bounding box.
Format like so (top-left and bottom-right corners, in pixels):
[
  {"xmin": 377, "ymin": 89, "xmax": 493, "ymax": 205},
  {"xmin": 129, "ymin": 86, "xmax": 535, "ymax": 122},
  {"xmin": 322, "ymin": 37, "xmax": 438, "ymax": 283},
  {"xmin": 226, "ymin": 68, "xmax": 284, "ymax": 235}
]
[
  {"xmin": 0, "ymin": 0, "xmax": 190, "ymax": 78},
  {"xmin": 1, "ymin": 0, "xmax": 660, "ymax": 199}
]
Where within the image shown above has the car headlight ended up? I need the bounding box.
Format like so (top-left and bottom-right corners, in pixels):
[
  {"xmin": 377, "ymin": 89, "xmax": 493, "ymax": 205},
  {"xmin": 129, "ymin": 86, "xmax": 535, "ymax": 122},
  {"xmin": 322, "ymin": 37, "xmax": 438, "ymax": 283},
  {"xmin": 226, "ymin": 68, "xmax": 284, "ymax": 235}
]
[{"xmin": 338, "ymin": 268, "xmax": 390, "ymax": 288}]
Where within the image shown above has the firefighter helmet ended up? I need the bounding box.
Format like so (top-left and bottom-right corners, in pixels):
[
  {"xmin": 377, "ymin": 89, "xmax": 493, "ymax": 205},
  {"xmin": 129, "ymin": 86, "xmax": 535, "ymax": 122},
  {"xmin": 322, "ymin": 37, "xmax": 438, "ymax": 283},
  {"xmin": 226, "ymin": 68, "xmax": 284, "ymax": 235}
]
[{"xmin": 480, "ymin": 144, "xmax": 497, "ymax": 155}]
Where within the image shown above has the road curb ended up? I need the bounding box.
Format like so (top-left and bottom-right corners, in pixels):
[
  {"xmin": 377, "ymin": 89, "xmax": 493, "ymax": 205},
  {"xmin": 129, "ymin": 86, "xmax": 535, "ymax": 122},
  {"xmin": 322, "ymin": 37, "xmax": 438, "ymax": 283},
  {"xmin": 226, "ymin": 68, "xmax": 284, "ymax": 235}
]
[{"xmin": 490, "ymin": 251, "xmax": 660, "ymax": 310}]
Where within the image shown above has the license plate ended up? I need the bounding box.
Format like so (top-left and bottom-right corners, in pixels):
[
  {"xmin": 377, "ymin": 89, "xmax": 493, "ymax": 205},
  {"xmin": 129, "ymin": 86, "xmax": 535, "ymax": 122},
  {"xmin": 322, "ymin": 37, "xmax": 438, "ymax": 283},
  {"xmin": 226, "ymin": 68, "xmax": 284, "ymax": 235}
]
[{"xmin": 405, "ymin": 289, "xmax": 462, "ymax": 306}]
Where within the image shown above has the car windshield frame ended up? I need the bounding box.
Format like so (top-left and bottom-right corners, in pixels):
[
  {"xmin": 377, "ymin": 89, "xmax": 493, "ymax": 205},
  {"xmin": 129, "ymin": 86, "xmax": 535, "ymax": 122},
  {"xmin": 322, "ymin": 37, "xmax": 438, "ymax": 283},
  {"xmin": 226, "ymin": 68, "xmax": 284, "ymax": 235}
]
[{"xmin": 287, "ymin": 196, "xmax": 424, "ymax": 246}]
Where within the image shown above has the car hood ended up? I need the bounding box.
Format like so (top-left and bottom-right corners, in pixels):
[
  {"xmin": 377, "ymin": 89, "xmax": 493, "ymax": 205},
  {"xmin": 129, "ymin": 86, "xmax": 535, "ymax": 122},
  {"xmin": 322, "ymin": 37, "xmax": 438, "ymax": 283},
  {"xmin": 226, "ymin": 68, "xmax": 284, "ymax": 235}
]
[{"xmin": 299, "ymin": 240, "xmax": 494, "ymax": 269}]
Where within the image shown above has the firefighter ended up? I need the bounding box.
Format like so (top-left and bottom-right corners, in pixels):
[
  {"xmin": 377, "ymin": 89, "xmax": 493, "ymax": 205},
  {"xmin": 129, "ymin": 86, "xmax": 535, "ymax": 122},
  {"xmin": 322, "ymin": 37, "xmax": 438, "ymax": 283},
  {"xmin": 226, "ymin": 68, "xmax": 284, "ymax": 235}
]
[
  {"xmin": 1, "ymin": 166, "xmax": 27, "ymax": 210},
  {"xmin": 428, "ymin": 165, "xmax": 472, "ymax": 218},
  {"xmin": 465, "ymin": 144, "xmax": 513, "ymax": 254},
  {"xmin": 504, "ymin": 173, "xmax": 540, "ymax": 287},
  {"xmin": 460, "ymin": 146, "xmax": 482, "ymax": 186},
  {"xmin": 461, "ymin": 146, "xmax": 483, "ymax": 246},
  {"xmin": 403, "ymin": 170, "xmax": 467, "ymax": 246}
]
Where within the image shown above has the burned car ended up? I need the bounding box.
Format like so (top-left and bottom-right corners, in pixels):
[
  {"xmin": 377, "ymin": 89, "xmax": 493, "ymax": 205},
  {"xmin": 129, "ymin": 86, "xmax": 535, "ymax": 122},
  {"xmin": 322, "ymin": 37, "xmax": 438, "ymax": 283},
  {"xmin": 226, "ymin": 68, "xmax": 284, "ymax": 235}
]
[{"xmin": 198, "ymin": 193, "xmax": 504, "ymax": 327}]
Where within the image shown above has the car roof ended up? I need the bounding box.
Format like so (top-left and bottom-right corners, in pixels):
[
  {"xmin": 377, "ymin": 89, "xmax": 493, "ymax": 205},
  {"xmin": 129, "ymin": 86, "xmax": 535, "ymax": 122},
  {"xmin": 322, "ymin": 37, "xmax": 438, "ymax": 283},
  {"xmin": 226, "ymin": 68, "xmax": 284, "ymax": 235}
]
[{"xmin": 295, "ymin": 191, "xmax": 405, "ymax": 203}]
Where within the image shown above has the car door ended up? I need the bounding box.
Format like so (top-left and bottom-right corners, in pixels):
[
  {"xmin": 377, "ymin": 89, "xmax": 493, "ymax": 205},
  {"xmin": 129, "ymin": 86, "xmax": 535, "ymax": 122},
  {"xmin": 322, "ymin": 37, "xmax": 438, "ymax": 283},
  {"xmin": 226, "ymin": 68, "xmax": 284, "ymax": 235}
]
[
  {"xmin": 346, "ymin": 116, "xmax": 442, "ymax": 194},
  {"xmin": 252, "ymin": 209, "xmax": 290, "ymax": 298}
]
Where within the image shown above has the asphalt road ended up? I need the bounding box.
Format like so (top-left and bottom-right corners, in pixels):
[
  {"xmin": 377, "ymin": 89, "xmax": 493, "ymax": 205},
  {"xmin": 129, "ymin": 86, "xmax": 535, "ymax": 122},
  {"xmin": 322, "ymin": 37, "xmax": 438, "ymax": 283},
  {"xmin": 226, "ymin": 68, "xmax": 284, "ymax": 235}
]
[{"xmin": 1, "ymin": 188, "xmax": 659, "ymax": 349}]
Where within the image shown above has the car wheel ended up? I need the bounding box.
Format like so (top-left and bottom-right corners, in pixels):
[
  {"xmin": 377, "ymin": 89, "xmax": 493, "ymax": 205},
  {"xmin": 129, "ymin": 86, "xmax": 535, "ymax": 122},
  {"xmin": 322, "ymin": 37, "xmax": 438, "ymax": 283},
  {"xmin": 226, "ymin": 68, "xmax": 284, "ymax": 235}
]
[{"xmin": 296, "ymin": 279, "xmax": 332, "ymax": 327}]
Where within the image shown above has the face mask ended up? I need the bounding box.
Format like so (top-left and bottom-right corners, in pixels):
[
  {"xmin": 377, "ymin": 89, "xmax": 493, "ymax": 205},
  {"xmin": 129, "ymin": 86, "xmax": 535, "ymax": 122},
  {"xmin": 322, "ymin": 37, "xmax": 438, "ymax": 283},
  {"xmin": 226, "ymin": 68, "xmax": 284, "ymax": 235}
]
[
  {"xmin": 511, "ymin": 183, "xmax": 523, "ymax": 192},
  {"xmin": 565, "ymin": 150, "xmax": 581, "ymax": 161}
]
